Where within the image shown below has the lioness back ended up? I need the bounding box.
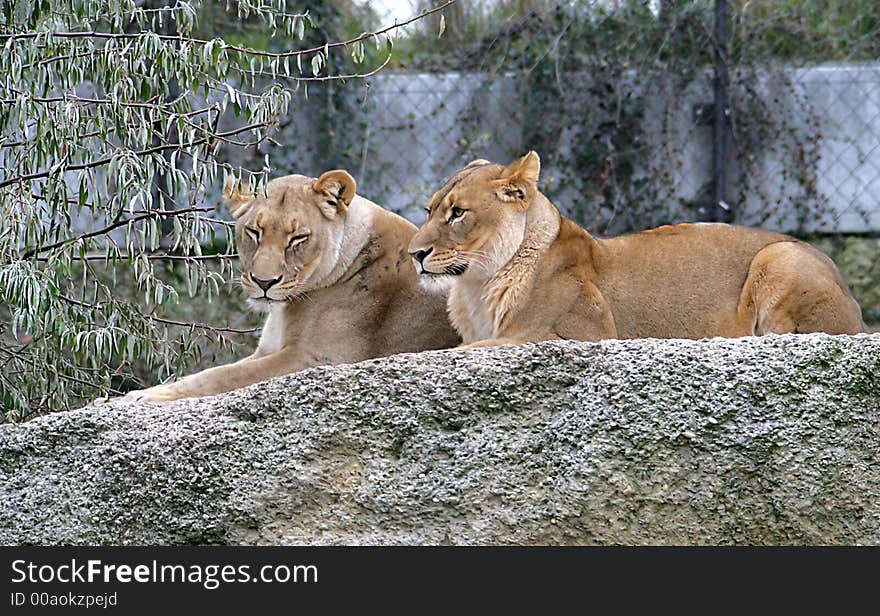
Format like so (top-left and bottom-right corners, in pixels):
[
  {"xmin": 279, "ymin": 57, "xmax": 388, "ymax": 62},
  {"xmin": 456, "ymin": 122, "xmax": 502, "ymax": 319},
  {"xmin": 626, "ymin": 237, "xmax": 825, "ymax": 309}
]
[
  {"xmin": 592, "ymin": 222, "xmax": 858, "ymax": 338},
  {"xmin": 359, "ymin": 201, "xmax": 461, "ymax": 355}
]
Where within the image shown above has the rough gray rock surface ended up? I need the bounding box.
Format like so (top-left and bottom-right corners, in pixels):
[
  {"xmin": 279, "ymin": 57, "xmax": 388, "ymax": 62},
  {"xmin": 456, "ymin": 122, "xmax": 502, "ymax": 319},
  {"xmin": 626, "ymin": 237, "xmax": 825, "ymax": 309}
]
[{"xmin": 1, "ymin": 334, "xmax": 879, "ymax": 545}]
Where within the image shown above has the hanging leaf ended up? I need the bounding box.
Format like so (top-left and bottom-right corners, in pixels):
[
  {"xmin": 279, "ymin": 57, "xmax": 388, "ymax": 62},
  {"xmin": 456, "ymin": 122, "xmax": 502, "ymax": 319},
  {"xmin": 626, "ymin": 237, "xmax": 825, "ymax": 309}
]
[{"xmin": 310, "ymin": 52, "xmax": 324, "ymax": 76}]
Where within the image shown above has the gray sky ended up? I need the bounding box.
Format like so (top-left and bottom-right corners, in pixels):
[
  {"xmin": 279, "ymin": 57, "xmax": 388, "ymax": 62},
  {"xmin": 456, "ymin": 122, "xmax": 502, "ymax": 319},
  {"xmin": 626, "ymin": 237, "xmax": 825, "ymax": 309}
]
[
  {"xmin": 364, "ymin": 1, "xmax": 662, "ymax": 24},
  {"xmin": 363, "ymin": 0, "xmax": 416, "ymax": 23}
]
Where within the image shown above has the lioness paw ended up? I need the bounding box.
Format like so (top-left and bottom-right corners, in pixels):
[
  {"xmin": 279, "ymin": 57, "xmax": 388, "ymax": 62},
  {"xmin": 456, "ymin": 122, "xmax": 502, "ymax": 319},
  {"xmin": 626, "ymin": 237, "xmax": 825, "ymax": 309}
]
[
  {"xmin": 120, "ymin": 384, "xmax": 182, "ymax": 403},
  {"xmin": 457, "ymin": 338, "xmax": 522, "ymax": 349}
]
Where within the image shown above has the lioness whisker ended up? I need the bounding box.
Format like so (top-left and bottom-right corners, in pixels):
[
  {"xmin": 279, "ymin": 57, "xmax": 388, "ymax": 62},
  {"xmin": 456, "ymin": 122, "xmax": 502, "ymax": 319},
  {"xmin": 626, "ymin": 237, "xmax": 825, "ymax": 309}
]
[{"xmin": 455, "ymin": 250, "xmax": 493, "ymax": 273}]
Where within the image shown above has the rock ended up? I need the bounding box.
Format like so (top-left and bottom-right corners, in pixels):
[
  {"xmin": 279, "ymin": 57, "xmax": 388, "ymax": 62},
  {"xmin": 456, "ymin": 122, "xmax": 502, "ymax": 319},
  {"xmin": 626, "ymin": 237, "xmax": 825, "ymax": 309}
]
[{"xmin": 1, "ymin": 334, "xmax": 879, "ymax": 545}]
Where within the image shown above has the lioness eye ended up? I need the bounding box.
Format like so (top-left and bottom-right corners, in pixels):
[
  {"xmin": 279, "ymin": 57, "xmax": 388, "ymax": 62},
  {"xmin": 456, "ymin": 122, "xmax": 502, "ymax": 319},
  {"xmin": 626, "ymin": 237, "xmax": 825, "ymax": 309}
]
[
  {"xmin": 449, "ymin": 207, "xmax": 466, "ymax": 222},
  {"xmin": 245, "ymin": 227, "xmax": 260, "ymax": 242},
  {"xmin": 288, "ymin": 233, "xmax": 310, "ymax": 249}
]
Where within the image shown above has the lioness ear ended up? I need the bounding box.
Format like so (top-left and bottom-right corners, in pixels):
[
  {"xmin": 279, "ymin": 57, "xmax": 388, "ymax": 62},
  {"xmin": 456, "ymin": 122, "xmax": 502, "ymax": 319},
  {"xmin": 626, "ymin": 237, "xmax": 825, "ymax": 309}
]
[
  {"xmin": 313, "ymin": 170, "xmax": 356, "ymax": 219},
  {"xmin": 493, "ymin": 151, "xmax": 540, "ymax": 205},
  {"xmin": 464, "ymin": 158, "xmax": 491, "ymax": 170},
  {"xmin": 223, "ymin": 175, "xmax": 255, "ymax": 219}
]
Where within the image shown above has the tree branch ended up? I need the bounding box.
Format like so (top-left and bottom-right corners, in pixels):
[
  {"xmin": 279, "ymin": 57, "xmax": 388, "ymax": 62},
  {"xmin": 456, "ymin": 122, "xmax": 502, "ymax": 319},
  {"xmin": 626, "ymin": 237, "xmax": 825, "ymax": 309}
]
[
  {"xmin": 31, "ymin": 252, "xmax": 238, "ymax": 262},
  {"xmin": 0, "ymin": 345, "xmax": 123, "ymax": 397},
  {"xmin": 0, "ymin": 1, "xmax": 458, "ymax": 60},
  {"xmin": 0, "ymin": 122, "xmax": 268, "ymax": 190},
  {"xmin": 149, "ymin": 315, "xmax": 258, "ymax": 335},
  {"xmin": 21, "ymin": 206, "xmax": 214, "ymax": 258},
  {"xmin": 59, "ymin": 294, "xmax": 259, "ymax": 335}
]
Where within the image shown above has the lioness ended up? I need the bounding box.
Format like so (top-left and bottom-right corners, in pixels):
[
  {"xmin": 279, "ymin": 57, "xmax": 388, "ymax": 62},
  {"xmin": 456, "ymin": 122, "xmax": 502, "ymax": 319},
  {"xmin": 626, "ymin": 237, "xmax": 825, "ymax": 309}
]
[
  {"xmin": 408, "ymin": 151, "xmax": 865, "ymax": 346},
  {"xmin": 125, "ymin": 170, "xmax": 459, "ymax": 402}
]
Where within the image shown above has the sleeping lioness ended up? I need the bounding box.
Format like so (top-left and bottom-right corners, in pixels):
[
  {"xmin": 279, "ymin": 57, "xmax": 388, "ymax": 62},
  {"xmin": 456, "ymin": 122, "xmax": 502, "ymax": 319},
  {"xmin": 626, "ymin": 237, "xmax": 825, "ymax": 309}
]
[
  {"xmin": 408, "ymin": 151, "xmax": 865, "ymax": 347},
  {"xmin": 124, "ymin": 170, "xmax": 459, "ymax": 402}
]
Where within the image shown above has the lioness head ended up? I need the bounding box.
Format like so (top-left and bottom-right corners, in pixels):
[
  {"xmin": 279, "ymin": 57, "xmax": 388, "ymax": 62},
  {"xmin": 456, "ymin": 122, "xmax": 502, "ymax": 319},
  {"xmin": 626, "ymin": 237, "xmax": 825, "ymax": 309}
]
[
  {"xmin": 408, "ymin": 151, "xmax": 541, "ymax": 288},
  {"xmin": 225, "ymin": 170, "xmax": 356, "ymax": 309}
]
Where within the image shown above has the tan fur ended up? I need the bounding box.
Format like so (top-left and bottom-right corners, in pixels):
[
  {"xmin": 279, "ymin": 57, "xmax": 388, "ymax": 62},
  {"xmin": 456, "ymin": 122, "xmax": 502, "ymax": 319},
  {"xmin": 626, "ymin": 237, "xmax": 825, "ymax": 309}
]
[
  {"xmin": 125, "ymin": 171, "xmax": 459, "ymax": 402},
  {"xmin": 408, "ymin": 152, "xmax": 865, "ymax": 347}
]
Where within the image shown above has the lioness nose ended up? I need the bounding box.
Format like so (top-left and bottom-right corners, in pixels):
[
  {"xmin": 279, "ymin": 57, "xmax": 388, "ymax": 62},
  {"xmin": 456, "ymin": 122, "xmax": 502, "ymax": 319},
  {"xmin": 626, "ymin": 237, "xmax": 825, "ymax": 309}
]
[
  {"xmin": 251, "ymin": 274, "xmax": 283, "ymax": 292},
  {"xmin": 409, "ymin": 247, "xmax": 433, "ymax": 263}
]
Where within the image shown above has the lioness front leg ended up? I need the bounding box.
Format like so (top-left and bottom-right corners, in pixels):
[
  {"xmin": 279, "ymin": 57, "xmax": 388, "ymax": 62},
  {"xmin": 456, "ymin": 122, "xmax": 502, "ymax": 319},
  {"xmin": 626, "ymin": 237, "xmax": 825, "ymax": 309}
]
[
  {"xmin": 457, "ymin": 329, "xmax": 561, "ymax": 349},
  {"xmin": 458, "ymin": 337, "xmax": 530, "ymax": 349},
  {"xmin": 122, "ymin": 349, "xmax": 309, "ymax": 403}
]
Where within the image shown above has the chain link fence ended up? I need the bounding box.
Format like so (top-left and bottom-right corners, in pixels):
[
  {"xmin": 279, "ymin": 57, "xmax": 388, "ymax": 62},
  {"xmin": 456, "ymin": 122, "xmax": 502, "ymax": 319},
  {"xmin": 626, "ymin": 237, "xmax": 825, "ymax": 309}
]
[{"xmin": 257, "ymin": 0, "xmax": 880, "ymax": 321}]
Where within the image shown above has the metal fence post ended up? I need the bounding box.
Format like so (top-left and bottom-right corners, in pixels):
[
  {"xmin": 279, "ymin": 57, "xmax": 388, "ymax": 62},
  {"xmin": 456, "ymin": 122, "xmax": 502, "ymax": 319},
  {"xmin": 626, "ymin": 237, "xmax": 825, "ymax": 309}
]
[{"xmin": 712, "ymin": 0, "xmax": 732, "ymax": 223}]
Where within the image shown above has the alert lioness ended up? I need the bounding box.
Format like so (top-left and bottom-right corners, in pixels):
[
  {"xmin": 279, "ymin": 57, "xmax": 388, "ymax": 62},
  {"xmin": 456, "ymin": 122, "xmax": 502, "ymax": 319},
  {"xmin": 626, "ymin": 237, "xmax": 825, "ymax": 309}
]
[
  {"xmin": 125, "ymin": 170, "xmax": 459, "ymax": 402},
  {"xmin": 408, "ymin": 151, "xmax": 865, "ymax": 346}
]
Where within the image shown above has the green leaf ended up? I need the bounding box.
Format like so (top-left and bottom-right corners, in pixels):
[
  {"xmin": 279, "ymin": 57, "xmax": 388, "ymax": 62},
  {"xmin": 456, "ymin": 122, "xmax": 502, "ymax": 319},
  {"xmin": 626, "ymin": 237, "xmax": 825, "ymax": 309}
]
[{"xmin": 310, "ymin": 53, "xmax": 323, "ymax": 76}]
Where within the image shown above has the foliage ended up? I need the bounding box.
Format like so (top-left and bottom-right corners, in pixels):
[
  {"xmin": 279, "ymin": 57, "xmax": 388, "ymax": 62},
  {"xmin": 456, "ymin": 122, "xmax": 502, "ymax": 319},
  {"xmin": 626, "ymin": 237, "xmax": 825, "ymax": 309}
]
[
  {"xmin": 0, "ymin": 0, "xmax": 450, "ymax": 419},
  {"xmin": 808, "ymin": 235, "xmax": 880, "ymax": 326}
]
